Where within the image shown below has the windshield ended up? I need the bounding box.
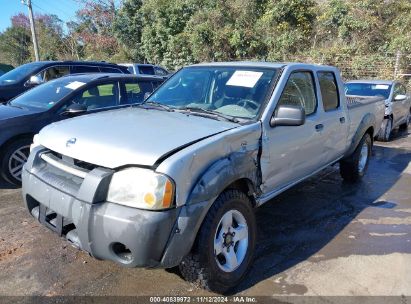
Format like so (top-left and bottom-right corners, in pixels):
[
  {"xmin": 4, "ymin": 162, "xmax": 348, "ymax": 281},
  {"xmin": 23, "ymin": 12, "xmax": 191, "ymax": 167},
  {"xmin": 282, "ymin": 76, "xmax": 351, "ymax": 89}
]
[
  {"xmin": 345, "ymin": 83, "xmax": 392, "ymax": 99},
  {"xmin": 147, "ymin": 66, "xmax": 277, "ymax": 120},
  {"xmin": 9, "ymin": 78, "xmax": 78, "ymax": 109},
  {"xmin": 0, "ymin": 62, "xmax": 43, "ymax": 84}
]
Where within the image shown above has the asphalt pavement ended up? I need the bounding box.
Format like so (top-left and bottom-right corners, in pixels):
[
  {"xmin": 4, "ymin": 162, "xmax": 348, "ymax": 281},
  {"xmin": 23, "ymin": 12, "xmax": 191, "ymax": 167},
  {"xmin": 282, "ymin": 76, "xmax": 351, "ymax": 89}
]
[{"xmin": 0, "ymin": 129, "xmax": 410, "ymax": 298}]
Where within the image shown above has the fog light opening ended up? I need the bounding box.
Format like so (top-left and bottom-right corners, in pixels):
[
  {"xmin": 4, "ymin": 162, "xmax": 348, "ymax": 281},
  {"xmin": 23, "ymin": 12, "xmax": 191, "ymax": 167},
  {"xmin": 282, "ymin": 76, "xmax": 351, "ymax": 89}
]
[{"xmin": 111, "ymin": 242, "xmax": 133, "ymax": 263}]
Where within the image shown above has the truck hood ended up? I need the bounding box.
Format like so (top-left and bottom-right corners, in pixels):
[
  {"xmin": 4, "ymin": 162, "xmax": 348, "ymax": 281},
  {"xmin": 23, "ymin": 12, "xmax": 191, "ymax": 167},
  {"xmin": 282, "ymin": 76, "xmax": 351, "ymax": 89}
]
[{"xmin": 38, "ymin": 107, "xmax": 238, "ymax": 168}]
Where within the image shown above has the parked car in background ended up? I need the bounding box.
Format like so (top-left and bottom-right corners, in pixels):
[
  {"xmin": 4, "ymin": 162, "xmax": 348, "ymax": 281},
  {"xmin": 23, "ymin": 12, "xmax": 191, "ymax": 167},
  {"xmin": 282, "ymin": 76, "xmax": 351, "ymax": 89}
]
[
  {"xmin": 0, "ymin": 63, "xmax": 14, "ymax": 76},
  {"xmin": 0, "ymin": 73, "xmax": 163, "ymax": 185},
  {"xmin": 345, "ymin": 80, "xmax": 411, "ymax": 141},
  {"xmin": 23, "ymin": 62, "xmax": 384, "ymax": 293},
  {"xmin": 0, "ymin": 61, "xmax": 130, "ymax": 104},
  {"xmin": 119, "ymin": 63, "xmax": 170, "ymax": 78}
]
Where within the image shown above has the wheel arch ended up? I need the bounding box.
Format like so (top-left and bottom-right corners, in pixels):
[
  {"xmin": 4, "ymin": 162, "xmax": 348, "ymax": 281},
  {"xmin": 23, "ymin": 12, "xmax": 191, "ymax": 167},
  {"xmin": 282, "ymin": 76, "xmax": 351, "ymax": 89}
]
[
  {"xmin": 0, "ymin": 133, "xmax": 35, "ymax": 157},
  {"xmin": 160, "ymin": 154, "xmax": 260, "ymax": 268},
  {"xmin": 344, "ymin": 113, "xmax": 375, "ymax": 158}
]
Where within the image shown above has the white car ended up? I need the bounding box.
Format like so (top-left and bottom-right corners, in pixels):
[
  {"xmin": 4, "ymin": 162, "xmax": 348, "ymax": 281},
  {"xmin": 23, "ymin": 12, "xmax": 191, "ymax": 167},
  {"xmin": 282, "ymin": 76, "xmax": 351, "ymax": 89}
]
[{"xmin": 346, "ymin": 80, "xmax": 411, "ymax": 141}]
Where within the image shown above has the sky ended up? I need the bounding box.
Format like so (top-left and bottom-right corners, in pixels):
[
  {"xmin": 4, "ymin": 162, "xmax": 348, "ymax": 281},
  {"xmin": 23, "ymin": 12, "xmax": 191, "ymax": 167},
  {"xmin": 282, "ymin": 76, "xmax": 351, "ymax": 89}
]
[{"xmin": 0, "ymin": 0, "xmax": 80, "ymax": 33}]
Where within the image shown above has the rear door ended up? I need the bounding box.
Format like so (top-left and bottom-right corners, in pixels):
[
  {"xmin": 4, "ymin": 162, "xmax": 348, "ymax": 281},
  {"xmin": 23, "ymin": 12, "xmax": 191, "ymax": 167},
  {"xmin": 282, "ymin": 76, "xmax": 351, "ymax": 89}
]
[{"xmin": 317, "ymin": 71, "xmax": 348, "ymax": 163}]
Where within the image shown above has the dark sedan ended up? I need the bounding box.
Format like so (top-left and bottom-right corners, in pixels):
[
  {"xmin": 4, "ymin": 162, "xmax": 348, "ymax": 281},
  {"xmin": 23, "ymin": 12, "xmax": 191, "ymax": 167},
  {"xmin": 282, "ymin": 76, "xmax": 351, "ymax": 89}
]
[
  {"xmin": 0, "ymin": 61, "xmax": 130, "ymax": 104},
  {"xmin": 0, "ymin": 73, "xmax": 164, "ymax": 185}
]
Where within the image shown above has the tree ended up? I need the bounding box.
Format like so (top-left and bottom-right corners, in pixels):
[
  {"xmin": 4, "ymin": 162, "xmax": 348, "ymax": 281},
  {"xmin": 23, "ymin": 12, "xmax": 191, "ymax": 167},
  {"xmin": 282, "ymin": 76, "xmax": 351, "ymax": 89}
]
[
  {"xmin": 0, "ymin": 26, "xmax": 31, "ymax": 66},
  {"xmin": 73, "ymin": 0, "xmax": 120, "ymax": 60},
  {"xmin": 113, "ymin": 0, "xmax": 144, "ymax": 62}
]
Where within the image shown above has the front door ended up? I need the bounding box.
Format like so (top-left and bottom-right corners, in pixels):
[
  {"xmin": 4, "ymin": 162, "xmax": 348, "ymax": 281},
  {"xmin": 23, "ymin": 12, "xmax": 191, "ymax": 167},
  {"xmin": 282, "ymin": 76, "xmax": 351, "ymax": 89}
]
[{"xmin": 260, "ymin": 71, "xmax": 327, "ymax": 194}]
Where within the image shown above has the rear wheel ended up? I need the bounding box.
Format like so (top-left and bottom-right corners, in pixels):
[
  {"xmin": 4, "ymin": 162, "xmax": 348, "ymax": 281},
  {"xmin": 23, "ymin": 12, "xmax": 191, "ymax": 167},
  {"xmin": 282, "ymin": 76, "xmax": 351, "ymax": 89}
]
[
  {"xmin": 376, "ymin": 117, "xmax": 392, "ymax": 142},
  {"xmin": 340, "ymin": 133, "xmax": 372, "ymax": 183},
  {"xmin": 179, "ymin": 189, "xmax": 256, "ymax": 294},
  {"xmin": 1, "ymin": 138, "xmax": 32, "ymax": 186}
]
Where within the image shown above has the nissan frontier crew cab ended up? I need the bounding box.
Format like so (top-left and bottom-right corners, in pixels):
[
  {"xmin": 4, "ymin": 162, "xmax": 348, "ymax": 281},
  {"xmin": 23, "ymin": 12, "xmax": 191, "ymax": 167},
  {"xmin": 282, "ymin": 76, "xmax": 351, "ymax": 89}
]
[{"xmin": 22, "ymin": 62, "xmax": 385, "ymax": 293}]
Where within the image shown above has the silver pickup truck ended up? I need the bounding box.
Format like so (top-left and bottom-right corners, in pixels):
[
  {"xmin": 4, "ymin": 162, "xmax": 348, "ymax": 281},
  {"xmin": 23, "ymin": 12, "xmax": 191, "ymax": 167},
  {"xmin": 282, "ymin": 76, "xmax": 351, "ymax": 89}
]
[{"xmin": 22, "ymin": 62, "xmax": 384, "ymax": 293}]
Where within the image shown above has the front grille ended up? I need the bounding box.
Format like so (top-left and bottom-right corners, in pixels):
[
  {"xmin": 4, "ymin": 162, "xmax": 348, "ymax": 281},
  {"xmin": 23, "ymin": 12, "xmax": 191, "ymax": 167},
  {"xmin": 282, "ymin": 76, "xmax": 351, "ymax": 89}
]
[{"xmin": 48, "ymin": 150, "xmax": 98, "ymax": 172}]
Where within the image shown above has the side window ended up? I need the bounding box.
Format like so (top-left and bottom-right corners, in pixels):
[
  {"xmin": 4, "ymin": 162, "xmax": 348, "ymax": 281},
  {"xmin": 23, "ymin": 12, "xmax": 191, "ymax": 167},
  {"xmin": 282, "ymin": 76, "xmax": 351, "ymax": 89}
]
[
  {"xmin": 71, "ymin": 82, "xmax": 119, "ymax": 110},
  {"xmin": 71, "ymin": 65, "xmax": 100, "ymax": 74},
  {"xmin": 100, "ymin": 67, "xmax": 122, "ymax": 73},
  {"xmin": 138, "ymin": 65, "xmax": 155, "ymax": 75},
  {"xmin": 38, "ymin": 66, "xmax": 69, "ymax": 82},
  {"xmin": 154, "ymin": 67, "xmax": 168, "ymax": 76},
  {"xmin": 277, "ymin": 71, "xmax": 317, "ymax": 115},
  {"xmin": 125, "ymin": 81, "xmax": 154, "ymax": 104},
  {"xmin": 317, "ymin": 71, "xmax": 339, "ymax": 111}
]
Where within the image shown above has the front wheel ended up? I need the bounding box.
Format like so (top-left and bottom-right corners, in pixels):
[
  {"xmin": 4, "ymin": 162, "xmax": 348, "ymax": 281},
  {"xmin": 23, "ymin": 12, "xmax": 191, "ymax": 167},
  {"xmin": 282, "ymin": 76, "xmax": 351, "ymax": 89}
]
[
  {"xmin": 340, "ymin": 133, "xmax": 372, "ymax": 183},
  {"xmin": 179, "ymin": 190, "xmax": 256, "ymax": 294}
]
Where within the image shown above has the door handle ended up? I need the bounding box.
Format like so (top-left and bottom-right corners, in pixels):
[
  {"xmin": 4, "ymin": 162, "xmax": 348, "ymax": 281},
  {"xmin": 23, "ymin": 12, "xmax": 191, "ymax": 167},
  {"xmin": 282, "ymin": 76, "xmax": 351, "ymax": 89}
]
[
  {"xmin": 315, "ymin": 124, "xmax": 324, "ymax": 131},
  {"xmin": 340, "ymin": 117, "xmax": 346, "ymax": 123}
]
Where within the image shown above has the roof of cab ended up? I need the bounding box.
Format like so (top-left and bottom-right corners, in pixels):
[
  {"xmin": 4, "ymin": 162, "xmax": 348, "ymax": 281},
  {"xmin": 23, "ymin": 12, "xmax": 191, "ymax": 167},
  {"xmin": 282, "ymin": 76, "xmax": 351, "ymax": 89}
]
[{"xmin": 190, "ymin": 61, "xmax": 336, "ymax": 70}]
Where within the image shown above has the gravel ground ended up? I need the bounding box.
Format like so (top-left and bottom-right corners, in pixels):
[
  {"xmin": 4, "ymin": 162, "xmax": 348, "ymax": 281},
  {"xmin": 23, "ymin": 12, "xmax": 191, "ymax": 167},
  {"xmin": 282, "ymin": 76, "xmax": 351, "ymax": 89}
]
[{"xmin": 0, "ymin": 129, "xmax": 410, "ymax": 298}]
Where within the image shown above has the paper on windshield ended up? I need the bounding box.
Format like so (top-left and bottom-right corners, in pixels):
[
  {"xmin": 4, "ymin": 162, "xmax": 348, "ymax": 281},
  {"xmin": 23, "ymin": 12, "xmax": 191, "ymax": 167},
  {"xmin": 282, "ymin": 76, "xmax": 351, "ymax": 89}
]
[
  {"xmin": 226, "ymin": 71, "xmax": 263, "ymax": 88},
  {"xmin": 65, "ymin": 81, "xmax": 86, "ymax": 90},
  {"xmin": 375, "ymin": 84, "xmax": 389, "ymax": 90}
]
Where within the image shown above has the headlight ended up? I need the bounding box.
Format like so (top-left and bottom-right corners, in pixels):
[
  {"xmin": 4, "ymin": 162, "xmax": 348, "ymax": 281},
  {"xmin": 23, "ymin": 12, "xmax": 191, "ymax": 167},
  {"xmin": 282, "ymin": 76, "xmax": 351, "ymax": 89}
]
[{"xmin": 107, "ymin": 167, "xmax": 174, "ymax": 210}]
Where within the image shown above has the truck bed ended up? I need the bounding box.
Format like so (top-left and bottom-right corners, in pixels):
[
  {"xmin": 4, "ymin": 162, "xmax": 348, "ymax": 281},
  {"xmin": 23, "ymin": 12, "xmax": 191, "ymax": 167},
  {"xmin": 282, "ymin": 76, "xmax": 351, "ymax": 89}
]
[{"xmin": 346, "ymin": 94, "xmax": 385, "ymax": 143}]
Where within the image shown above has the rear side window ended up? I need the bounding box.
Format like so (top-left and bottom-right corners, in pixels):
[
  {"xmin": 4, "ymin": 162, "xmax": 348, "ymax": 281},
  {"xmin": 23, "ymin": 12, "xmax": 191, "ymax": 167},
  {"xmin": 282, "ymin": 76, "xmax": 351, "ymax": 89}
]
[
  {"xmin": 154, "ymin": 67, "xmax": 168, "ymax": 76},
  {"xmin": 318, "ymin": 72, "xmax": 339, "ymax": 111},
  {"xmin": 138, "ymin": 65, "xmax": 155, "ymax": 75},
  {"xmin": 277, "ymin": 71, "xmax": 317, "ymax": 115},
  {"xmin": 125, "ymin": 81, "xmax": 154, "ymax": 104},
  {"xmin": 100, "ymin": 67, "xmax": 122, "ymax": 73},
  {"xmin": 71, "ymin": 66, "xmax": 100, "ymax": 74}
]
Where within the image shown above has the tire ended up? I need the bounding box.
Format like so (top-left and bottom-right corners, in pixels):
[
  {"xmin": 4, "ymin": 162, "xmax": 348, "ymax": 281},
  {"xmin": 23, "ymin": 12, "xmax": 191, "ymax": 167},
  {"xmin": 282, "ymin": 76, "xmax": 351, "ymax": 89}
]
[
  {"xmin": 0, "ymin": 137, "xmax": 32, "ymax": 186},
  {"xmin": 340, "ymin": 133, "xmax": 372, "ymax": 183},
  {"xmin": 399, "ymin": 112, "xmax": 410, "ymax": 131},
  {"xmin": 179, "ymin": 189, "xmax": 256, "ymax": 294},
  {"xmin": 376, "ymin": 117, "xmax": 392, "ymax": 142}
]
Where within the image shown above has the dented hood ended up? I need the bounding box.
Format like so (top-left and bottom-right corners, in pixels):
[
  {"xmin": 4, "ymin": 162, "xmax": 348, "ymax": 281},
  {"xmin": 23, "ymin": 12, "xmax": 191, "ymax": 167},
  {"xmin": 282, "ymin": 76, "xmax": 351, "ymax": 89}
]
[{"xmin": 38, "ymin": 107, "xmax": 238, "ymax": 168}]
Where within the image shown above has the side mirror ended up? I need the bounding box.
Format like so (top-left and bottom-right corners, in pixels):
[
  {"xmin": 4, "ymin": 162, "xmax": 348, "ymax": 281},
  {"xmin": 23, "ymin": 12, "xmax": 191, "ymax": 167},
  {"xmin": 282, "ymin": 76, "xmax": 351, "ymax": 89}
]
[
  {"xmin": 394, "ymin": 94, "xmax": 406, "ymax": 101},
  {"xmin": 25, "ymin": 75, "xmax": 43, "ymax": 87},
  {"xmin": 143, "ymin": 92, "xmax": 151, "ymax": 101},
  {"xmin": 270, "ymin": 105, "xmax": 305, "ymax": 127},
  {"xmin": 62, "ymin": 103, "xmax": 87, "ymax": 116}
]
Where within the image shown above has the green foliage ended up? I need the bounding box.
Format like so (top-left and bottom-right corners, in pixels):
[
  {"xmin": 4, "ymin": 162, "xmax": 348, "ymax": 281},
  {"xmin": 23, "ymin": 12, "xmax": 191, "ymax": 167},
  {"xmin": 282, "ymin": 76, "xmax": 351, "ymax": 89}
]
[
  {"xmin": 0, "ymin": 0, "xmax": 410, "ymax": 78},
  {"xmin": 0, "ymin": 26, "xmax": 31, "ymax": 66}
]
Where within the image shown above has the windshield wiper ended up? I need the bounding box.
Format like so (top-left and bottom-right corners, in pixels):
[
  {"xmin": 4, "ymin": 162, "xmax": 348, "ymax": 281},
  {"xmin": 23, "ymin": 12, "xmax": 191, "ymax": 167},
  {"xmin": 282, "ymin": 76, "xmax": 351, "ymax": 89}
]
[
  {"xmin": 138, "ymin": 101, "xmax": 174, "ymax": 112},
  {"xmin": 178, "ymin": 106, "xmax": 240, "ymax": 123}
]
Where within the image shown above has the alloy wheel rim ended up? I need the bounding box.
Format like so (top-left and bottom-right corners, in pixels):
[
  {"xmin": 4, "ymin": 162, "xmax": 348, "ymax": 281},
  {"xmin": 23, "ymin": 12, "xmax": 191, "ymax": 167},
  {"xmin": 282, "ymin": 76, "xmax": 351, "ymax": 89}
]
[
  {"xmin": 214, "ymin": 209, "xmax": 248, "ymax": 273},
  {"xmin": 8, "ymin": 145, "xmax": 30, "ymax": 181},
  {"xmin": 358, "ymin": 142, "xmax": 369, "ymax": 173}
]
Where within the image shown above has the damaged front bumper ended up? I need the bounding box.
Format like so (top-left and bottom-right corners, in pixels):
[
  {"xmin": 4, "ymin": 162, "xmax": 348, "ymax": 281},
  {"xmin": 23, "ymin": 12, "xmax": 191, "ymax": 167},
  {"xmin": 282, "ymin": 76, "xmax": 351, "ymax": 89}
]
[{"xmin": 21, "ymin": 147, "xmax": 203, "ymax": 268}]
